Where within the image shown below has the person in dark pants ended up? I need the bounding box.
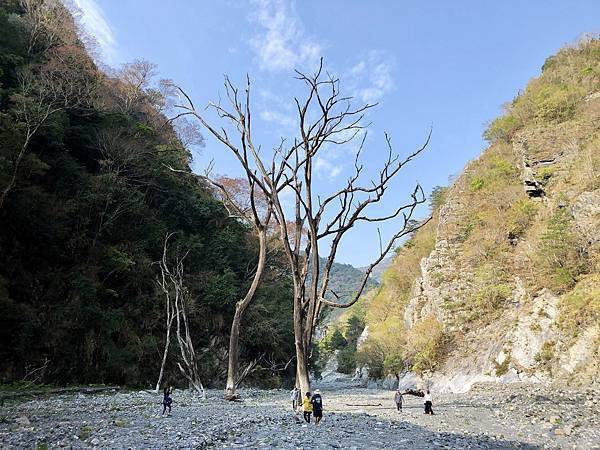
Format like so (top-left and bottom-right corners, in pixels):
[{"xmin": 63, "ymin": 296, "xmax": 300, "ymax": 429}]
[
  {"xmin": 424, "ymin": 390, "xmax": 434, "ymax": 415},
  {"xmin": 394, "ymin": 390, "xmax": 403, "ymax": 412},
  {"xmin": 311, "ymin": 389, "xmax": 323, "ymax": 425},
  {"xmin": 162, "ymin": 386, "xmax": 173, "ymax": 415},
  {"xmin": 302, "ymin": 391, "xmax": 313, "ymax": 423},
  {"xmin": 290, "ymin": 386, "xmax": 300, "ymax": 412}
]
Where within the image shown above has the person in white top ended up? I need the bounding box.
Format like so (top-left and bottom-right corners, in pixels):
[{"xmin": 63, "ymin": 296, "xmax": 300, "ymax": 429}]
[
  {"xmin": 290, "ymin": 387, "xmax": 300, "ymax": 412},
  {"xmin": 423, "ymin": 390, "xmax": 434, "ymax": 415}
]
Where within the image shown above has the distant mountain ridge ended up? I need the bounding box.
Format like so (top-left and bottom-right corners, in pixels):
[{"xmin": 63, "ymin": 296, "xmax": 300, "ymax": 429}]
[
  {"xmin": 359, "ymin": 255, "xmax": 394, "ymax": 283},
  {"xmin": 315, "ymin": 258, "xmax": 379, "ymax": 305}
]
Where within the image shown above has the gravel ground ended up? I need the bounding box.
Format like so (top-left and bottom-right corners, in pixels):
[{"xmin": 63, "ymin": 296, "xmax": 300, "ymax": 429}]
[{"xmin": 0, "ymin": 383, "xmax": 599, "ymax": 449}]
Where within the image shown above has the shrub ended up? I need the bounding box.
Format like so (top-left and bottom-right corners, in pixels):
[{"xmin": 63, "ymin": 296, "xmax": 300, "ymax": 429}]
[
  {"xmin": 474, "ymin": 283, "xmax": 512, "ymax": 312},
  {"xmin": 309, "ymin": 342, "xmax": 325, "ymax": 380},
  {"xmin": 514, "ymin": 82, "xmax": 583, "ymax": 124},
  {"xmin": 456, "ymin": 215, "xmax": 480, "ymax": 242},
  {"xmin": 531, "ymin": 83, "xmax": 582, "ymax": 122},
  {"xmin": 539, "ymin": 202, "xmax": 588, "ymax": 291},
  {"xmin": 404, "ymin": 316, "xmax": 448, "ymax": 376},
  {"xmin": 483, "ymin": 114, "xmax": 522, "ymax": 143},
  {"xmin": 431, "ymin": 271, "xmax": 445, "ymax": 287},
  {"xmin": 345, "ymin": 315, "xmax": 365, "ymax": 346},
  {"xmin": 558, "ymin": 275, "xmax": 600, "ymax": 335},
  {"xmin": 356, "ymin": 337, "xmax": 384, "ymax": 379},
  {"xmin": 536, "ymin": 167, "xmax": 555, "ymax": 186},
  {"xmin": 490, "ymin": 156, "xmax": 518, "ymax": 179},
  {"xmin": 383, "ymin": 353, "xmax": 405, "ymax": 378},
  {"xmin": 494, "ymin": 350, "xmax": 512, "ymax": 376},
  {"xmin": 326, "ymin": 328, "xmax": 348, "ymax": 351},
  {"xmin": 470, "ymin": 176, "xmax": 485, "ymax": 191},
  {"xmin": 541, "ymin": 56, "xmax": 557, "ymax": 73},
  {"xmin": 429, "ymin": 186, "xmax": 448, "ymax": 211},
  {"xmin": 534, "ymin": 341, "xmax": 555, "ymax": 367},
  {"xmin": 336, "ymin": 346, "xmax": 357, "ymax": 374},
  {"xmin": 507, "ymin": 198, "xmax": 538, "ymax": 238}
]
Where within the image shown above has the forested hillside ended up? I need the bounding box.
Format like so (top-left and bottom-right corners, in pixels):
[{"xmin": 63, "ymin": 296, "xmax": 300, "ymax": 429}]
[
  {"xmin": 0, "ymin": 0, "xmax": 294, "ymax": 388},
  {"xmin": 343, "ymin": 38, "xmax": 600, "ymax": 389}
]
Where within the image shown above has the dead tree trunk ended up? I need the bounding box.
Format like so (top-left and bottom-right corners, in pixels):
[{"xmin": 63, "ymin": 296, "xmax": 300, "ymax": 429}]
[
  {"xmin": 157, "ymin": 233, "xmax": 205, "ymax": 398},
  {"xmin": 224, "ymin": 230, "xmax": 268, "ymax": 400},
  {"xmin": 155, "ymin": 237, "xmax": 177, "ymax": 392},
  {"xmin": 159, "ymin": 171, "xmax": 274, "ymax": 401},
  {"xmin": 167, "ymin": 60, "xmax": 429, "ymax": 397},
  {"xmin": 211, "ymin": 181, "xmax": 273, "ymax": 401}
]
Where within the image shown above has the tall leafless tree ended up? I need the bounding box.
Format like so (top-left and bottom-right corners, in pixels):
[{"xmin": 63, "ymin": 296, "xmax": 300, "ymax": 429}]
[
  {"xmin": 167, "ymin": 59, "xmax": 429, "ymax": 395},
  {"xmin": 209, "ymin": 176, "xmax": 274, "ymax": 400}
]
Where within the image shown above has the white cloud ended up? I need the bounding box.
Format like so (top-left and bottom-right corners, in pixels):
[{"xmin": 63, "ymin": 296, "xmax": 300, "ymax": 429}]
[
  {"xmin": 249, "ymin": 0, "xmax": 322, "ymax": 72},
  {"xmin": 315, "ymin": 156, "xmax": 342, "ymax": 181},
  {"xmin": 348, "ymin": 52, "xmax": 395, "ymax": 105},
  {"xmin": 71, "ymin": 0, "xmax": 117, "ymax": 64},
  {"xmin": 260, "ymin": 109, "xmax": 296, "ymax": 128}
]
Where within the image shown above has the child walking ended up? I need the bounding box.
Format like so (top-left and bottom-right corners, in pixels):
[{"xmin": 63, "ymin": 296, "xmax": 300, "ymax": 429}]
[
  {"xmin": 394, "ymin": 390, "xmax": 403, "ymax": 412},
  {"xmin": 302, "ymin": 391, "xmax": 313, "ymax": 423},
  {"xmin": 162, "ymin": 386, "xmax": 173, "ymax": 415}
]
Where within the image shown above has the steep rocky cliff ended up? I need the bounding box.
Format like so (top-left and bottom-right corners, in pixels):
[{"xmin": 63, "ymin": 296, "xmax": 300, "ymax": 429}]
[{"xmin": 355, "ymin": 38, "xmax": 600, "ymax": 392}]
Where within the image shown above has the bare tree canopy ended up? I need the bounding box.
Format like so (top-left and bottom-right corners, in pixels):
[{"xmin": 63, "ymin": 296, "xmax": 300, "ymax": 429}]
[{"xmin": 167, "ymin": 58, "xmax": 430, "ymax": 394}]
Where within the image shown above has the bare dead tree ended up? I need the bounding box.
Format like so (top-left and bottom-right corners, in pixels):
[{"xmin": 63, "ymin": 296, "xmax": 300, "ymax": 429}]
[
  {"xmin": 167, "ymin": 59, "xmax": 429, "ymax": 395},
  {"xmin": 232, "ymin": 354, "xmax": 295, "ymax": 392},
  {"xmin": 20, "ymin": 0, "xmax": 75, "ymax": 56},
  {"xmin": 21, "ymin": 357, "xmax": 50, "ymax": 385},
  {"xmin": 155, "ymin": 235, "xmax": 177, "ymax": 393},
  {"xmin": 210, "ymin": 176, "xmax": 274, "ymax": 400},
  {"xmin": 156, "ymin": 233, "xmax": 205, "ymax": 398}
]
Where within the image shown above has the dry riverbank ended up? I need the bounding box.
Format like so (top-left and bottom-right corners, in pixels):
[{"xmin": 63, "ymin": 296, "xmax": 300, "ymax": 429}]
[{"xmin": 0, "ymin": 383, "xmax": 598, "ymax": 449}]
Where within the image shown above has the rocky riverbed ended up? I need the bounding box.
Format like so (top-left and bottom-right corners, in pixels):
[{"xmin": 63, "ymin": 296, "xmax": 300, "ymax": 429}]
[{"xmin": 0, "ymin": 383, "xmax": 599, "ymax": 449}]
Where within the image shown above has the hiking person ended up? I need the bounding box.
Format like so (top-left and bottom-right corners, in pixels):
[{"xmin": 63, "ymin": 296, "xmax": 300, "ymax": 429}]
[
  {"xmin": 394, "ymin": 389, "xmax": 403, "ymax": 412},
  {"xmin": 311, "ymin": 389, "xmax": 323, "ymax": 425},
  {"xmin": 424, "ymin": 390, "xmax": 434, "ymax": 415},
  {"xmin": 290, "ymin": 386, "xmax": 300, "ymax": 412},
  {"xmin": 162, "ymin": 386, "xmax": 173, "ymax": 415},
  {"xmin": 302, "ymin": 391, "xmax": 313, "ymax": 423}
]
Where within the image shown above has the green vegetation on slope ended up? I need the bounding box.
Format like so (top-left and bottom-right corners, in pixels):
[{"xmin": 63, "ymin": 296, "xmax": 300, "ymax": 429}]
[
  {"xmin": 0, "ymin": 0, "xmax": 294, "ymax": 388},
  {"xmin": 354, "ymin": 37, "xmax": 600, "ymax": 379}
]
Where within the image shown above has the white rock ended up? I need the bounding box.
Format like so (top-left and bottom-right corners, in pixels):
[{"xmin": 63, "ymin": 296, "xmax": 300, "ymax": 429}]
[{"xmin": 15, "ymin": 416, "xmax": 30, "ymax": 426}]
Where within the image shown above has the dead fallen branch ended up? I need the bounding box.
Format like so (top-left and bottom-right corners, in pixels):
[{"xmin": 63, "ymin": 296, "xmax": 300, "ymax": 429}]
[{"xmin": 345, "ymin": 402, "xmax": 383, "ymax": 407}]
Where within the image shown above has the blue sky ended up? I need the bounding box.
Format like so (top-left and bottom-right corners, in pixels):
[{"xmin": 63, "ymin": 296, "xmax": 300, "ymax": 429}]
[{"xmin": 72, "ymin": 0, "xmax": 599, "ymax": 267}]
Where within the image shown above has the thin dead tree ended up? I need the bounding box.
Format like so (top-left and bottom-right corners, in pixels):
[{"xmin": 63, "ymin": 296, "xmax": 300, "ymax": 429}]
[
  {"xmin": 155, "ymin": 235, "xmax": 176, "ymax": 392},
  {"xmin": 156, "ymin": 233, "xmax": 205, "ymax": 398},
  {"xmin": 167, "ymin": 59, "xmax": 429, "ymax": 395},
  {"xmin": 210, "ymin": 176, "xmax": 274, "ymax": 400}
]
